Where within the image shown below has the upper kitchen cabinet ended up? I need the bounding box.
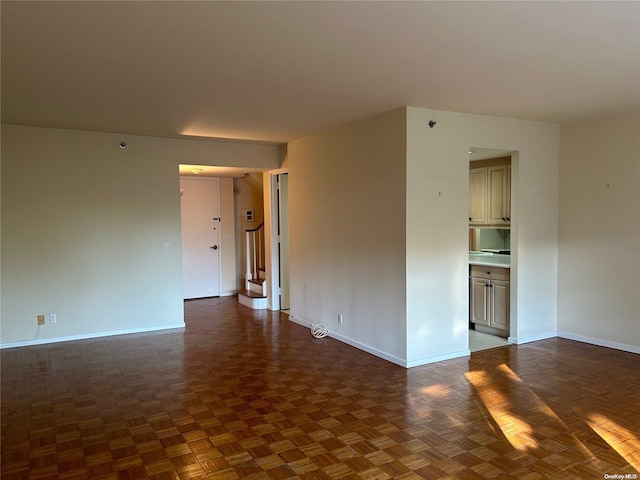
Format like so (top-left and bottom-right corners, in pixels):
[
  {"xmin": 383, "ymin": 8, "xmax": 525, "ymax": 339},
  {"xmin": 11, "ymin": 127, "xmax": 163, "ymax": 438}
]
[
  {"xmin": 487, "ymin": 164, "xmax": 510, "ymax": 224},
  {"xmin": 469, "ymin": 157, "xmax": 511, "ymax": 227},
  {"xmin": 469, "ymin": 167, "xmax": 487, "ymax": 224}
]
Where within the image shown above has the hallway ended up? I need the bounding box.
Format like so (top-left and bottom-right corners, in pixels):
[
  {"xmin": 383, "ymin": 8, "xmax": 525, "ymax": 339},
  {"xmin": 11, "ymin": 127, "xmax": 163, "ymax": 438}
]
[{"xmin": 2, "ymin": 298, "xmax": 638, "ymax": 479}]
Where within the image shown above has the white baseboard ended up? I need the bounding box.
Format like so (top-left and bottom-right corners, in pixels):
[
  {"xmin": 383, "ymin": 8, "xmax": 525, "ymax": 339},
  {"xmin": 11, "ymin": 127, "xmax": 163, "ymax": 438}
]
[
  {"xmin": 288, "ymin": 315, "xmax": 467, "ymax": 368},
  {"xmin": 287, "ymin": 314, "xmax": 310, "ymax": 328},
  {"xmin": 0, "ymin": 323, "xmax": 185, "ymax": 349},
  {"xmin": 328, "ymin": 331, "xmax": 408, "ymax": 367},
  {"xmin": 557, "ymin": 331, "xmax": 640, "ymax": 355},
  {"xmin": 508, "ymin": 330, "xmax": 557, "ymax": 345},
  {"xmin": 406, "ymin": 349, "xmax": 471, "ymax": 368}
]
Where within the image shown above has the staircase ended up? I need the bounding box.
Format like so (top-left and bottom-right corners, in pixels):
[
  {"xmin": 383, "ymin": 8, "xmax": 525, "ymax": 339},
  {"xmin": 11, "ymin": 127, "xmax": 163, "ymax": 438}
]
[{"xmin": 238, "ymin": 223, "xmax": 268, "ymax": 309}]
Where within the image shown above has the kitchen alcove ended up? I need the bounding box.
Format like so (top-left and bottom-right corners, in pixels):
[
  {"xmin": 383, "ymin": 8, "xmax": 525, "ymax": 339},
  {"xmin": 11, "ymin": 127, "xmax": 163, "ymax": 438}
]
[{"xmin": 468, "ymin": 148, "xmax": 516, "ymax": 352}]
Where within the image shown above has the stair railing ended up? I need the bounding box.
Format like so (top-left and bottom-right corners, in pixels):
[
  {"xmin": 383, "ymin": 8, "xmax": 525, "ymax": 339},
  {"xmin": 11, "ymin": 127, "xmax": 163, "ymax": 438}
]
[{"xmin": 245, "ymin": 223, "xmax": 265, "ymax": 288}]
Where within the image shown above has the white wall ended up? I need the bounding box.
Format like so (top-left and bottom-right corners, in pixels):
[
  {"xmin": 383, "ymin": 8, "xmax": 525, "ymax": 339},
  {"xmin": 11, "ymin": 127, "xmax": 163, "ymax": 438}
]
[
  {"xmin": 406, "ymin": 107, "xmax": 560, "ymax": 365},
  {"xmin": 284, "ymin": 107, "xmax": 559, "ymax": 367},
  {"xmin": 1, "ymin": 124, "xmax": 280, "ymax": 346},
  {"xmin": 286, "ymin": 109, "xmax": 408, "ymax": 364},
  {"xmin": 405, "ymin": 109, "xmax": 471, "ymax": 365},
  {"xmin": 558, "ymin": 112, "xmax": 640, "ymax": 352}
]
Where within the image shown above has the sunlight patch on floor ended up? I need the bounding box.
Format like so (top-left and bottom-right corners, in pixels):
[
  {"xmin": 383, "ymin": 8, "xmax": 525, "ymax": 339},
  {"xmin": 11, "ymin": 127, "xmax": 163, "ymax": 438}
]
[
  {"xmin": 465, "ymin": 369, "xmax": 536, "ymax": 451},
  {"xmin": 419, "ymin": 384, "xmax": 451, "ymax": 398},
  {"xmin": 466, "ymin": 364, "xmax": 597, "ymax": 459},
  {"xmin": 586, "ymin": 413, "xmax": 640, "ymax": 471},
  {"xmin": 495, "ymin": 364, "xmax": 597, "ymax": 461}
]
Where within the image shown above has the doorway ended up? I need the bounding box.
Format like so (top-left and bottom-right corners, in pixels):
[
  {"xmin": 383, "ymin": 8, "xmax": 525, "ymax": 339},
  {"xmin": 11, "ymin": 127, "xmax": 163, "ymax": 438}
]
[
  {"xmin": 267, "ymin": 171, "xmax": 290, "ymax": 311},
  {"xmin": 468, "ymin": 148, "xmax": 516, "ymax": 352},
  {"xmin": 277, "ymin": 173, "xmax": 290, "ymax": 311},
  {"xmin": 180, "ymin": 177, "xmax": 222, "ymax": 299}
]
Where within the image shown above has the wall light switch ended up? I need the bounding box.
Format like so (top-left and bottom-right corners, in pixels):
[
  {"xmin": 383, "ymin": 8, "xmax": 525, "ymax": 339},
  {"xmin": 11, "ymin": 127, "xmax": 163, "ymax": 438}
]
[
  {"xmin": 164, "ymin": 243, "xmax": 172, "ymax": 252},
  {"xmin": 49, "ymin": 314, "xmax": 57, "ymax": 324}
]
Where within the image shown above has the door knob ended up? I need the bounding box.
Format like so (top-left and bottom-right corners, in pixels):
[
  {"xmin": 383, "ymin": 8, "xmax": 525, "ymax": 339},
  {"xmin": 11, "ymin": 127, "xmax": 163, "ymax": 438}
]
[{"xmin": 210, "ymin": 245, "xmax": 218, "ymax": 250}]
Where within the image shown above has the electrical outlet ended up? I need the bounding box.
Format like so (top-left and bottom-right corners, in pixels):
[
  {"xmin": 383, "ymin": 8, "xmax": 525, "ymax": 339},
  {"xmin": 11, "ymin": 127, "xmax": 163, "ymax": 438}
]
[
  {"xmin": 49, "ymin": 314, "xmax": 57, "ymax": 324},
  {"xmin": 37, "ymin": 314, "xmax": 45, "ymax": 325},
  {"xmin": 338, "ymin": 314, "xmax": 343, "ymax": 324}
]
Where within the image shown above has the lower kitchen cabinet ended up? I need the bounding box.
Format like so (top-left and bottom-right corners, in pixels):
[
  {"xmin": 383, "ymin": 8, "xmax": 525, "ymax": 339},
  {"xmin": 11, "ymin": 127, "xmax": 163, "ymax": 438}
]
[{"xmin": 470, "ymin": 266, "xmax": 510, "ymax": 335}]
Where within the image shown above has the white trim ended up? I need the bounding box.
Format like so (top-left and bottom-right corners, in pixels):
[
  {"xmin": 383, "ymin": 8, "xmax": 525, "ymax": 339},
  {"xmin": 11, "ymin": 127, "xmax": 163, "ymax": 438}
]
[
  {"xmin": 507, "ymin": 330, "xmax": 556, "ymax": 345},
  {"xmin": 288, "ymin": 315, "xmax": 458, "ymax": 368},
  {"xmin": 267, "ymin": 168, "xmax": 289, "ymax": 311},
  {"xmin": 557, "ymin": 331, "xmax": 640, "ymax": 355},
  {"xmin": 0, "ymin": 323, "xmax": 186, "ymax": 349},
  {"xmin": 215, "ymin": 178, "xmax": 223, "ymax": 297},
  {"xmin": 288, "ymin": 315, "xmax": 405, "ymax": 366},
  {"xmin": 328, "ymin": 331, "xmax": 408, "ymax": 367},
  {"xmin": 267, "ymin": 173, "xmax": 279, "ymax": 311},
  {"xmin": 406, "ymin": 349, "xmax": 471, "ymax": 368},
  {"xmin": 287, "ymin": 315, "xmax": 312, "ymax": 329},
  {"xmin": 268, "ymin": 168, "xmax": 290, "ymax": 176}
]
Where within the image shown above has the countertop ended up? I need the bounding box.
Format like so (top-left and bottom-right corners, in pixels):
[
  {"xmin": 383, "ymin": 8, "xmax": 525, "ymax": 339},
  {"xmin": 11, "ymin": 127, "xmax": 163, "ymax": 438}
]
[{"xmin": 469, "ymin": 252, "xmax": 511, "ymax": 268}]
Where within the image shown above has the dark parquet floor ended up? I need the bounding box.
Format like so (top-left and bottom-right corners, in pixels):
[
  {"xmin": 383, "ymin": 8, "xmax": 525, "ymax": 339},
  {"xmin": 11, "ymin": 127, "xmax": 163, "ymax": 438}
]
[{"xmin": 2, "ymin": 297, "xmax": 639, "ymax": 479}]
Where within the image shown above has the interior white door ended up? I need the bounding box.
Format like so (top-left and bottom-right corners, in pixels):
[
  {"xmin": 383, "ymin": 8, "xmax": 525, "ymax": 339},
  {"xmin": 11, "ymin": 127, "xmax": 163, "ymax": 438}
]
[{"xmin": 180, "ymin": 177, "xmax": 221, "ymax": 299}]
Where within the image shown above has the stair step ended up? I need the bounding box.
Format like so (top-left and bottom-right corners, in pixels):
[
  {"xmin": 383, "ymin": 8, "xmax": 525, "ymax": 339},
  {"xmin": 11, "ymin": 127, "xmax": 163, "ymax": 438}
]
[
  {"xmin": 237, "ymin": 290, "xmax": 268, "ymax": 310},
  {"xmin": 249, "ymin": 278, "xmax": 266, "ymax": 285},
  {"xmin": 238, "ymin": 289, "xmax": 266, "ymax": 299}
]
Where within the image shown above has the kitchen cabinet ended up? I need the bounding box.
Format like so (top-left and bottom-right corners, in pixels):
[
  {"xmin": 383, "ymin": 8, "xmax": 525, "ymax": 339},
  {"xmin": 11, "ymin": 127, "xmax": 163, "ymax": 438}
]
[
  {"xmin": 469, "ymin": 158, "xmax": 511, "ymax": 226},
  {"xmin": 469, "ymin": 167, "xmax": 487, "ymax": 224},
  {"xmin": 487, "ymin": 165, "xmax": 510, "ymax": 225},
  {"xmin": 470, "ymin": 266, "xmax": 510, "ymax": 334},
  {"xmin": 506, "ymin": 164, "xmax": 511, "ymax": 223}
]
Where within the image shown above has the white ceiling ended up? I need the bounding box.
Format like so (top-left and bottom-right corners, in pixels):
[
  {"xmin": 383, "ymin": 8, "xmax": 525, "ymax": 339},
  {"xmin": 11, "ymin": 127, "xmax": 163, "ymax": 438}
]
[{"xmin": 2, "ymin": 1, "xmax": 639, "ymax": 144}]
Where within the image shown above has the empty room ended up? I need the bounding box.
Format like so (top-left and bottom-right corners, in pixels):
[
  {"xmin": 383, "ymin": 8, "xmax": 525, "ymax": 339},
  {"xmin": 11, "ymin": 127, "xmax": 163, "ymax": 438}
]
[{"xmin": 2, "ymin": 2, "xmax": 639, "ymax": 479}]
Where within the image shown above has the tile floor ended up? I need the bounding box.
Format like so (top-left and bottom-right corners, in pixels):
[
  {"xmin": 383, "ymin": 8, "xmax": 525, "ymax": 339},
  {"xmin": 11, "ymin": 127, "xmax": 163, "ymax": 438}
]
[{"xmin": 468, "ymin": 330, "xmax": 509, "ymax": 353}]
